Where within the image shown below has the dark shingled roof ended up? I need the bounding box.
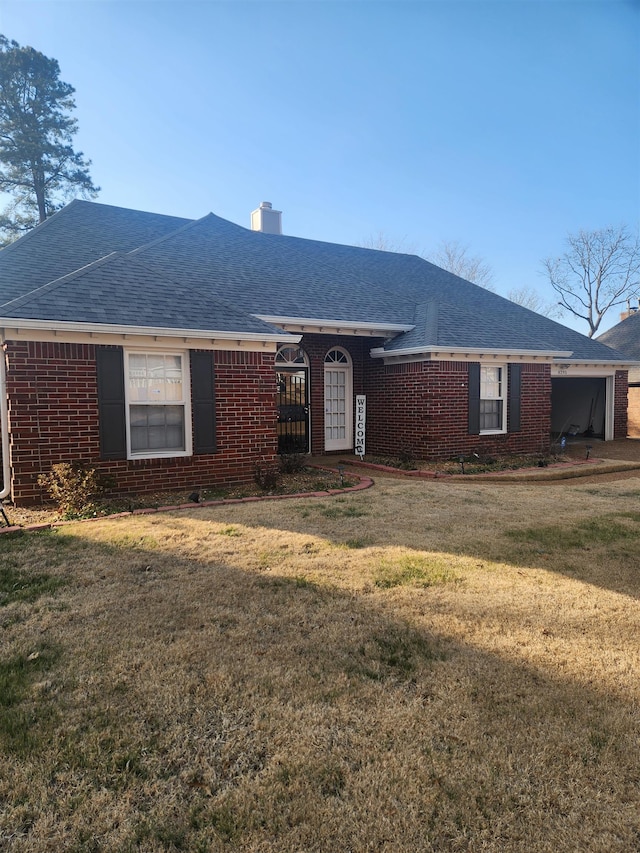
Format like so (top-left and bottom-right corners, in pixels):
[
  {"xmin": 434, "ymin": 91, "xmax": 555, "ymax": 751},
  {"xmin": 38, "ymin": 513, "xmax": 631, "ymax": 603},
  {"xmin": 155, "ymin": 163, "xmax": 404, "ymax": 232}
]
[
  {"xmin": 0, "ymin": 252, "xmax": 285, "ymax": 336},
  {"xmin": 0, "ymin": 199, "xmax": 630, "ymax": 362},
  {"xmin": 0, "ymin": 200, "xmax": 191, "ymax": 305},
  {"xmin": 597, "ymin": 312, "xmax": 640, "ymax": 361}
]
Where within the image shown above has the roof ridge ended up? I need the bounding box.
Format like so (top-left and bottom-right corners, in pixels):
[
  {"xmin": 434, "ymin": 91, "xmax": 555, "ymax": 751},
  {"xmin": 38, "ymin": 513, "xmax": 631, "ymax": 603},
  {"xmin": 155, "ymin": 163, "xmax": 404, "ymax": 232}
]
[
  {"xmin": 274, "ymin": 229, "xmax": 420, "ymax": 260},
  {"xmin": 0, "ymin": 251, "xmax": 124, "ymax": 310},
  {"xmin": 263, "ymin": 229, "xmax": 422, "ymax": 311},
  {"xmin": 129, "ymin": 212, "xmax": 242, "ymax": 257},
  {"xmin": 0, "ymin": 200, "xmax": 85, "ymax": 256},
  {"xmin": 0, "ymin": 247, "xmax": 285, "ymax": 336},
  {"xmin": 65, "ymin": 199, "xmax": 193, "ymax": 220}
]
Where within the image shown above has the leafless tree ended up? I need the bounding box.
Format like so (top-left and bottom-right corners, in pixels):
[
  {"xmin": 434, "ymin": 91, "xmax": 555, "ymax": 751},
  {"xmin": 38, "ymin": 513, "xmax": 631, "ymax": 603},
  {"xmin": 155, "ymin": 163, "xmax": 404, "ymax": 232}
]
[
  {"xmin": 358, "ymin": 231, "xmax": 418, "ymax": 254},
  {"xmin": 543, "ymin": 225, "xmax": 640, "ymax": 337},
  {"xmin": 427, "ymin": 240, "xmax": 495, "ymax": 290},
  {"xmin": 359, "ymin": 233, "xmax": 496, "ymax": 290},
  {"xmin": 507, "ymin": 286, "xmax": 563, "ymax": 319}
]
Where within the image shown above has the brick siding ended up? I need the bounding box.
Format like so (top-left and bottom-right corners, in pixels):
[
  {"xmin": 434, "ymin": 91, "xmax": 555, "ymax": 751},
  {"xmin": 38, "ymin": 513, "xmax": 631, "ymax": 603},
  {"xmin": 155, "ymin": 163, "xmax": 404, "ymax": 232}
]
[
  {"xmin": 298, "ymin": 334, "xmax": 373, "ymax": 455},
  {"xmin": 363, "ymin": 358, "xmax": 552, "ymax": 460},
  {"xmin": 296, "ymin": 335, "xmax": 554, "ymax": 460},
  {"xmin": 2, "ymin": 337, "xmax": 631, "ymax": 504},
  {"xmin": 5, "ymin": 341, "xmax": 277, "ymax": 505},
  {"xmin": 615, "ymin": 371, "xmax": 630, "ymax": 438}
]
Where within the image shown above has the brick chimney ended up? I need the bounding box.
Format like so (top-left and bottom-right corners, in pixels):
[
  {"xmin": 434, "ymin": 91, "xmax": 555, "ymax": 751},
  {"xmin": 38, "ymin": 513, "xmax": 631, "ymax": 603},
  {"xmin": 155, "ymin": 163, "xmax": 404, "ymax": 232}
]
[
  {"xmin": 620, "ymin": 299, "xmax": 639, "ymax": 321},
  {"xmin": 250, "ymin": 201, "xmax": 282, "ymax": 235}
]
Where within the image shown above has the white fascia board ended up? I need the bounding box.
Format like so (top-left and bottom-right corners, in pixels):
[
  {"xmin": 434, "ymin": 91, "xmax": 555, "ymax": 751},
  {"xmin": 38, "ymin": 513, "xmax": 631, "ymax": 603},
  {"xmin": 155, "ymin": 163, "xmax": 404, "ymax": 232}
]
[
  {"xmin": 254, "ymin": 314, "xmax": 415, "ymax": 335},
  {"xmin": 370, "ymin": 345, "xmax": 574, "ymax": 359},
  {"xmin": 554, "ymin": 358, "xmax": 639, "ymax": 369},
  {"xmin": 0, "ymin": 317, "xmax": 300, "ymax": 344},
  {"xmin": 556, "ymin": 358, "xmax": 640, "ymax": 370}
]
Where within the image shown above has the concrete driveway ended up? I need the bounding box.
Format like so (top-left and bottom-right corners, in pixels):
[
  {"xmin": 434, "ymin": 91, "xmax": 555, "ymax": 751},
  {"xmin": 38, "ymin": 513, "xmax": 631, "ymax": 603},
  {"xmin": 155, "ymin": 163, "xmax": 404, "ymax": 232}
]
[{"xmin": 564, "ymin": 437, "xmax": 640, "ymax": 463}]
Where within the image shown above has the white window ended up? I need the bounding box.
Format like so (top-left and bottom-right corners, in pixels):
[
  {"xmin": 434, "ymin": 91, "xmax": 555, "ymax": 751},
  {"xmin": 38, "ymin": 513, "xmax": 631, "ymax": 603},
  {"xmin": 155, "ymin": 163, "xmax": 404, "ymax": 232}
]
[
  {"xmin": 125, "ymin": 351, "xmax": 192, "ymax": 458},
  {"xmin": 480, "ymin": 365, "xmax": 506, "ymax": 433}
]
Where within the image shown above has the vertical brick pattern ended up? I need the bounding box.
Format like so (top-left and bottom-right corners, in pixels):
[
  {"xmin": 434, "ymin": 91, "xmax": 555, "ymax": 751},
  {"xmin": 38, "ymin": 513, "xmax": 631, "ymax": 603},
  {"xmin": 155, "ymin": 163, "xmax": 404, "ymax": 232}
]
[
  {"xmin": 5, "ymin": 341, "xmax": 277, "ymax": 505},
  {"xmin": 364, "ymin": 359, "xmax": 553, "ymax": 459},
  {"xmin": 614, "ymin": 371, "xmax": 629, "ymax": 438}
]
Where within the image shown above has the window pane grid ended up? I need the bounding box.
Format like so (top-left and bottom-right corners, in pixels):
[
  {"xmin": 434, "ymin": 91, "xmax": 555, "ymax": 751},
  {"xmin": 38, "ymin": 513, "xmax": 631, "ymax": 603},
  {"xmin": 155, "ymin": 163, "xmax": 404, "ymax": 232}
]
[
  {"xmin": 479, "ymin": 366, "xmax": 505, "ymax": 432},
  {"xmin": 126, "ymin": 351, "xmax": 189, "ymax": 456},
  {"xmin": 128, "ymin": 354, "xmax": 184, "ymax": 403},
  {"xmin": 130, "ymin": 405, "xmax": 185, "ymax": 452},
  {"xmin": 480, "ymin": 400, "xmax": 503, "ymax": 431}
]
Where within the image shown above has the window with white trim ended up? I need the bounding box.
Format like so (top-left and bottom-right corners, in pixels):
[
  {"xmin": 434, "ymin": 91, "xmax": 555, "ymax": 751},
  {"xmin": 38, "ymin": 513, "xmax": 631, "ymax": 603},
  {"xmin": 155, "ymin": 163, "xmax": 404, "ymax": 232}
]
[
  {"xmin": 480, "ymin": 365, "xmax": 506, "ymax": 432},
  {"xmin": 125, "ymin": 351, "xmax": 192, "ymax": 457}
]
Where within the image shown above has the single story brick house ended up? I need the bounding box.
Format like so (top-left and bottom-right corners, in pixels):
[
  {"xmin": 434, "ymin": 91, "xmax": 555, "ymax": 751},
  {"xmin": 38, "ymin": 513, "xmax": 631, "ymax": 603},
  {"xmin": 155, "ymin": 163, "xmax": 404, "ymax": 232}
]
[
  {"xmin": 0, "ymin": 200, "xmax": 632, "ymax": 505},
  {"xmin": 597, "ymin": 305, "xmax": 640, "ymax": 437}
]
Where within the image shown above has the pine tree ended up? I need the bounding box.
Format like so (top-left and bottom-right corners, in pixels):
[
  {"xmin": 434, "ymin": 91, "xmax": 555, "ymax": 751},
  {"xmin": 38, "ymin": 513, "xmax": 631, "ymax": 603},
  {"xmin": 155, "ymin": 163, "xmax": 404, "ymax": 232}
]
[{"xmin": 0, "ymin": 35, "xmax": 99, "ymax": 243}]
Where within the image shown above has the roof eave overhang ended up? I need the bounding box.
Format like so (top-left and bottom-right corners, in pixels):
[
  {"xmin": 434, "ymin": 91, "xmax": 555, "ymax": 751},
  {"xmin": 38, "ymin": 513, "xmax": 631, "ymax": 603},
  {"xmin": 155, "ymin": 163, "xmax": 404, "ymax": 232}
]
[
  {"xmin": 254, "ymin": 314, "xmax": 414, "ymax": 338},
  {"xmin": 0, "ymin": 318, "xmax": 300, "ymax": 345},
  {"xmin": 554, "ymin": 358, "xmax": 638, "ymax": 368},
  {"xmin": 370, "ymin": 345, "xmax": 574, "ymax": 362}
]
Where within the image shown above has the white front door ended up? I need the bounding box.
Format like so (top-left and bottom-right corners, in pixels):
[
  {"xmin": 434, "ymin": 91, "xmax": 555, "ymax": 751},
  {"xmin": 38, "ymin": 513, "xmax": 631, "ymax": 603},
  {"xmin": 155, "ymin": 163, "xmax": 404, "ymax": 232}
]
[{"xmin": 324, "ymin": 349, "xmax": 352, "ymax": 451}]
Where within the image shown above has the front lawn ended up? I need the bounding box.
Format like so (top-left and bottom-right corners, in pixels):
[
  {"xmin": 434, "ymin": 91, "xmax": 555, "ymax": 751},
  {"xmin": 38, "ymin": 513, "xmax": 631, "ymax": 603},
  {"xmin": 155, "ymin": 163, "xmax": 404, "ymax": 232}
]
[{"xmin": 1, "ymin": 475, "xmax": 639, "ymax": 851}]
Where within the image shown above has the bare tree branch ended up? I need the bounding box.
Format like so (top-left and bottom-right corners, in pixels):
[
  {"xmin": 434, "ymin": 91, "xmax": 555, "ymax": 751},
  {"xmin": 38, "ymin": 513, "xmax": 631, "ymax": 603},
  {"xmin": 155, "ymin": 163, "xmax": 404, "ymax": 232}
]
[
  {"xmin": 507, "ymin": 286, "xmax": 563, "ymax": 319},
  {"xmin": 543, "ymin": 226, "xmax": 640, "ymax": 337},
  {"xmin": 426, "ymin": 240, "xmax": 495, "ymax": 290}
]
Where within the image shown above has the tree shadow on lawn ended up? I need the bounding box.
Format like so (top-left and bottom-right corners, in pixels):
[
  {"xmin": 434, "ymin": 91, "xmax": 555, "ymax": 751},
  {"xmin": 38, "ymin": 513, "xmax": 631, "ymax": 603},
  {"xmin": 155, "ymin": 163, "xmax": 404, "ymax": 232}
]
[
  {"xmin": 1, "ymin": 522, "xmax": 638, "ymax": 851},
  {"xmin": 184, "ymin": 478, "xmax": 640, "ymax": 602}
]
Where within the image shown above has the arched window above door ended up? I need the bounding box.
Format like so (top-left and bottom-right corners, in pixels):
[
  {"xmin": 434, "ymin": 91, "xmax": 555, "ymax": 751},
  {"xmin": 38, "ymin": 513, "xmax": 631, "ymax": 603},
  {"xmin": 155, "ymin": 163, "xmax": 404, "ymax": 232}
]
[
  {"xmin": 324, "ymin": 348, "xmax": 350, "ymax": 365},
  {"xmin": 276, "ymin": 346, "xmax": 309, "ymax": 366}
]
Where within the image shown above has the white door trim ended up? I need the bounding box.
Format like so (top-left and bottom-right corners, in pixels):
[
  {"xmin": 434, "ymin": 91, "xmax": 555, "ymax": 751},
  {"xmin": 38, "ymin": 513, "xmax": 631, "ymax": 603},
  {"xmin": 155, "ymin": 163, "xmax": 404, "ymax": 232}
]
[{"xmin": 324, "ymin": 347, "xmax": 353, "ymax": 451}]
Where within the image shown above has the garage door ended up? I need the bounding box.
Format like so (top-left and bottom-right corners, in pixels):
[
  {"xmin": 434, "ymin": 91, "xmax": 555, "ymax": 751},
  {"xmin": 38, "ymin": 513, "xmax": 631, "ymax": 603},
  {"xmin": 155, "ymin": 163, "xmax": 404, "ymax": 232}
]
[{"xmin": 551, "ymin": 377, "xmax": 606, "ymax": 438}]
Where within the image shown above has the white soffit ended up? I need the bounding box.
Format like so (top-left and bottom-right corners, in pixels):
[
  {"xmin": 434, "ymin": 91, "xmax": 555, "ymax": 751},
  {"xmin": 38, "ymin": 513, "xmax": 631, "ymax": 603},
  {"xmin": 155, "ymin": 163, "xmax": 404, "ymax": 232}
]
[
  {"xmin": 370, "ymin": 345, "xmax": 574, "ymax": 361},
  {"xmin": 0, "ymin": 318, "xmax": 300, "ymax": 345},
  {"xmin": 254, "ymin": 315, "xmax": 415, "ymax": 337}
]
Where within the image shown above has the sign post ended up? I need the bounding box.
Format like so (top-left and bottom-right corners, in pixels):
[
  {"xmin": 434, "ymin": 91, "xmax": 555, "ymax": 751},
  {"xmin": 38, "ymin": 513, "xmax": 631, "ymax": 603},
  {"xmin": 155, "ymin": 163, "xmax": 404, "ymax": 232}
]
[{"xmin": 355, "ymin": 395, "xmax": 366, "ymax": 458}]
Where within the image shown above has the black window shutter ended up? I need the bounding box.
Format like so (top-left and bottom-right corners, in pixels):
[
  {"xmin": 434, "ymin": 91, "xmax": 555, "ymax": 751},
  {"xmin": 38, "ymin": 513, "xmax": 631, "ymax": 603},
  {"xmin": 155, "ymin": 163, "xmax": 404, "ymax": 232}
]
[
  {"xmin": 96, "ymin": 347, "xmax": 127, "ymax": 460},
  {"xmin": 468, "ymin": 363, "xmax": 480, "ymax": 434},
  {"xmin": 191, "ymin": 350, "xmax": 217, "ymax": 454},
  {"xmin": 508, "ymin": 364, "xmax": 522, "ymax": 433}
]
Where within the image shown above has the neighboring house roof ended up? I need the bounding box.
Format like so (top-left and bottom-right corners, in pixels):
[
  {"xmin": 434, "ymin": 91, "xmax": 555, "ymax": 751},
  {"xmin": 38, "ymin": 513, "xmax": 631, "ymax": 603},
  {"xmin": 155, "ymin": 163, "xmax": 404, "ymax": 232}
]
[
  {"xmin": 0, "ymin": 199, "xmax": 631, "ymax": 363},
  {"xmin": 597, "ymin": 312, "xmax": 640, "ymax": 360},
  {"xmin": 597, "ymin": 312, "xmax": 640, "ymax": 380}
]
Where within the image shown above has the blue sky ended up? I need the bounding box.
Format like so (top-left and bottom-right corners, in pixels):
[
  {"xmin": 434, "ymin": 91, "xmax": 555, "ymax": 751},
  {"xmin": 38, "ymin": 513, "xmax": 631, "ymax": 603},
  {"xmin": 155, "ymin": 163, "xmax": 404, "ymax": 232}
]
[{"xmin": 1, "ymin": 0, "xmax": 638, "ymax": 333}]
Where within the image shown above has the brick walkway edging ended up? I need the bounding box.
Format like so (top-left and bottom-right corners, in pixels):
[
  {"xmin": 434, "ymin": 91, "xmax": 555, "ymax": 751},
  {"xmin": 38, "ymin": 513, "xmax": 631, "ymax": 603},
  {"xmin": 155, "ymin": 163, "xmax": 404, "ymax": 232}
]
[
  {"xmin": 0, "ymin": 467, "xmax": 375, "ymax": 536},
  {"xmin": 338, "ymin": 456, "xmax": 640, "ymax": 482}
]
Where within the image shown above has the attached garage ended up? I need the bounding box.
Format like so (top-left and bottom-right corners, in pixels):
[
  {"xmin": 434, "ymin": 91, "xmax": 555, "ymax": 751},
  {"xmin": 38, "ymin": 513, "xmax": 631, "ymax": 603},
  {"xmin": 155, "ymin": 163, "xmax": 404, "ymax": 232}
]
[
  {"xmin": 551, "ymin": 377, "xmax": 606, "ymax": 438},
  {"xmin": 551, "ymin": 368, "xmax": 616, "ymax": 440}
]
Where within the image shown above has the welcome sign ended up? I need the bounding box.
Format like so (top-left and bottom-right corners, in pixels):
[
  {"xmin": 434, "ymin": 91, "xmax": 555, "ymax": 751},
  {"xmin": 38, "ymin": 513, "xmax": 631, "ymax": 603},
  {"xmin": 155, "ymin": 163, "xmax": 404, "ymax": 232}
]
[{"xmin": 355, "ymin": 394, "xmax": 366, "ymax": 458}]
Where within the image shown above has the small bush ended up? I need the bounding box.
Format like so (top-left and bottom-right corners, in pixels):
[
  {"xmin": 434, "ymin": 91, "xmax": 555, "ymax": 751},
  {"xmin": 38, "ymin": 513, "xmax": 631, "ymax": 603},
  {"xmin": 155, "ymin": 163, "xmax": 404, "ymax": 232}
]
[
  {"xmin": 397, "ymin": 447, "xmax": 417, "ymax": 470},
  {"xmin": 37, "ymin": 461, "xmax": 110, "ymax": 518},
  {"xmin": 254, "ymin": 463, "xmax": 280, "ymax": 492},
  {"xmin": 279, "ymin": 452, "xmax": 306, "ymax": 474}
]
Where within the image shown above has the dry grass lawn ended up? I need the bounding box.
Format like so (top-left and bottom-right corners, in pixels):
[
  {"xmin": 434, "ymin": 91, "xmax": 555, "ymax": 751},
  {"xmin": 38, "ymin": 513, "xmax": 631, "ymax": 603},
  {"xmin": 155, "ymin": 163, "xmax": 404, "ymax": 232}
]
[{"xmin": 1, "ymin": 472, "xmax": 639, "ymax": 852}]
